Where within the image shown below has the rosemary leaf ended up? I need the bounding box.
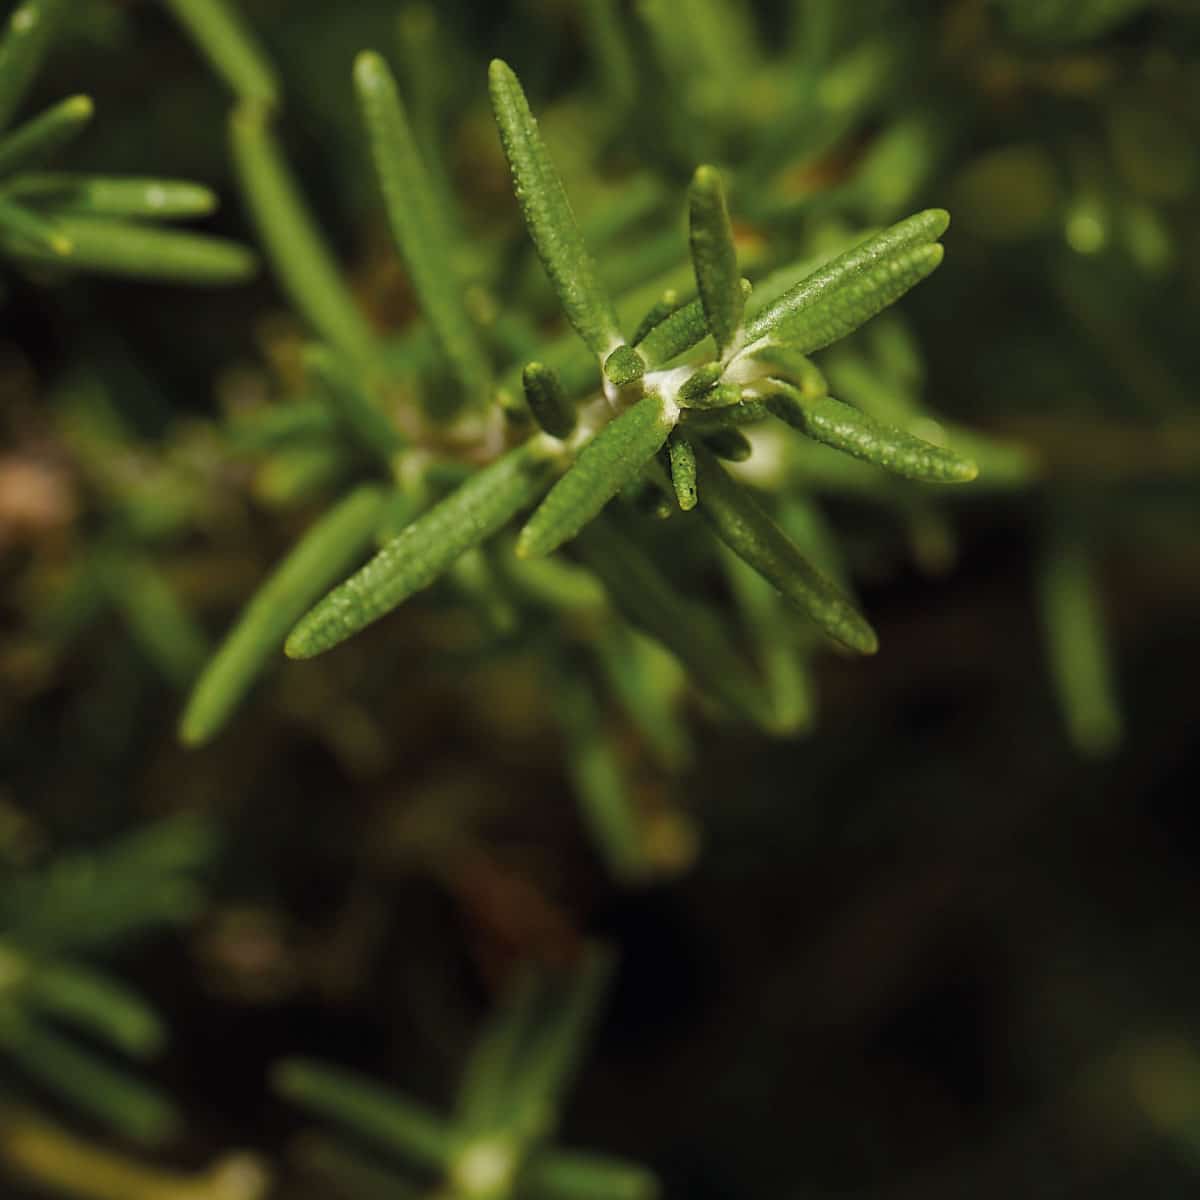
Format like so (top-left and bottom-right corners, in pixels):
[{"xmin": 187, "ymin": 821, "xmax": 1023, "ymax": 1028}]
[
  {"xmin": 163, "ymin": 0, "xmax": 280, "ymax": 106},
  {"xmin": 518, "ymin": 393, "xmax": 676, "ymax": 558},
  {"xmin": 5, "ymin": 174, "xmax": 218, "ymax": 220},
  {"xmin": 273, "ymin": 1059, "xmax": 458, "ymax": 1170},
  {"xmin": 0, "ymin": 193, "xmax": 70, "ymax": 254},
  {"xmin": 0, "ymin": 94, "xmax": 91, "ymax": 176},
  {"xmin": 230, "ymin": 101, "xmax": 376, "ymax": 365},
  {"xmin": 525, "ymin": 1149, "xmax": 660, "ymax": 1200},
  {"xmin": 758, "ymin": 242, "xmax": 944, "ymax": 357},
  {"xmin": 523, "ymin": 360, "xmax": 577, "ymax": 439},
  {"xmin": 556, "ymin": 668, "xmax": 648, "ymax": 883},
  {"xmin": 576, "ymin": 513, "xmax": 771, "ymax": 726},
  {"xmin": 688, "ymin": 165, "xmax": 743, "ymax": 356},
  {"xmin": 25, "ymin": 962, "xmax": 165, "ymax": 1059},
  {"xmin": 286, "ymin": 442, "xmax": 557, "ymax": 658},
  {"xmin": 179, "ymin": 485, "xmax": 389, "ymax": 746},
  {"xmin": 1037, "ymin": 521, "xmax": 1123, "ymax": 758},
  {"xmin": 763, "ymin": 379, "xmax": 978, "ymax": 483},
  {"xmin": 1, "ymin": 213, "xmax": 255, "ymax": 282},
  {"xmin": 639, "ymin": 279, "xmax": 752, "ymax": 367},
  {"xmin": 304, "ymin": 345, "xmax": 404, "ymax": 464},
  {"xmin": 0, "ymin": 0, "xmax": 69, "ymax": 133},
  {"xmin": 354, "ymin": 52, "xmax": 491, "ymax": 406},
  {"xmin": 630, "ymin": 289, "xmax": 680, "ymax": 346},
  {"xmin": 667, "ymin": 434, "xmax": 698, "ymax": 510},
  {"xmin": 692, "ymin": 445, "xmax": 878, "ymax": 654},
  {"xmin": 744, "ymin": 208, "xmax": 950, "ymax": 345},
  {"xmin": 488, "ymin": 59, "xmax": 622, "ymax": 357}
]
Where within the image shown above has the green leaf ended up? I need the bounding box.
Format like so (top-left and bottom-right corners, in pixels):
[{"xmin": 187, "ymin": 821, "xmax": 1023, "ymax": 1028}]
[
  {"xmin": 518, "ymin": 393, "xmax": 676, "ymax": 558},
  {"xmin": 523, "ymin": 360, "xmax": 577, "ymax": 439},
  {"xmin": 743, "ymin": 209, "xmax": 950, "ymax": 346},
  {"xmin": 680, "ymin": 397, "xmax": 768, "ymax": 435},
  {"xmin": 526, "ymin": 1149, "xmax": 660, "ymax": 1200},
  {"xmin": 575, "ymin": 513, "xmax": 771, "ymax": 726},
  {"xmin": 97, "ymin": 554, "xmax": 210, "ymax": 687},
  {"xmin": 762, "ymin": 379, "xmax": 978, "ymax": 483},
  {"xmin": 638, "ymin": 279, "xmax": 752, "ymax": 367},
  {"xmin": 488, "ymin": 59, "xmax": 621, "ymax": 357},
  {"xmin": 688, "ymin": 165, "xmax": 743, "ymax": 356},
  {"xmin": 667, "ymin": 434, "xmax": 697, "ymax": 510},
  {"xmin": 556, "ymin": 667, "xmax": 647, "ymax": 884},
  {"xmin": 721, "ymin": 547, "xmax": 816, "ymax": 737},
  {"xmin": 692, "ymin": 445, "xmax": 878, "ymax": 654},
  {"xmin": 1036, "ymin": 519, "xmax": 1122, "ymax": 758},
  {"xmin": 630, "ymin": 289, "xmax": 680, "ymax": 346},
  {"xmin": 179, "ymin": 485, "xmax": 389, "ymax": 747},
  {"xmin": 5, "ymin": 174, "xmax": 218, "ymax": 220},
  {"xmin": 1, "ymin": 214, "xmax": 256, "ymax": 282},
  {"xmin": 273, "ymin": 1058, "xmax": 458, "ymax": 1169},
  {"xmin": 756, "ymin": 242, "xmax": 944, "ymax": 356},
  {"xmin": 455, "ymin": 968, "xmax": 544, "ymax": 1136},
  {"xmin": 163, "ymin": 0, "xmax": 280, "ymax": 105},
  {"xmin": 286, "ymin": 442, "xmax": 557, "ymax": 658},
  {"xmin": 595, "ymin": 623, "xmax": 692, "ymax": 773},
  {"xmin": 503, "ymin": 946, "xmax": 616, "ymax": 1142},
  {"xmin": 602, "ymin": 344, "xmax": 646, "ymax": 387},
  {"xmin": 304, "ymin": 346, "xmax": 404, "ymax": 464},
  {"xmin": 230, "ymin": 101, "xmax": 376, "ymax": 365},
  {"xmin": 25, "ymin": 962, "xmax": 165, "ymax": 1058},
  {"xmin": 0, "ymin": 0, "xmax": 69, "ymax": 133},
  {"xmin": 0, "ymin": 1011, "xmax": 178, "ymax": 1144},
  {"xmin": 354, "ymin": 52, "xmax": 491, "ymax": 407},
  {"xmin": 0, "ymin": 193, "xmax": 70, "ymax": 254},
  {"xmin": 0, "ymin": 94, "xmax": 91, "ymax": 176}
]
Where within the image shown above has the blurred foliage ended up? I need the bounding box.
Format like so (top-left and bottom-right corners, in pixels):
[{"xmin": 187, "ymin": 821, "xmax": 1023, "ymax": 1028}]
[{"xmin": 3, "ymin": 0, "xmax": 1200, "ymax": 1197}]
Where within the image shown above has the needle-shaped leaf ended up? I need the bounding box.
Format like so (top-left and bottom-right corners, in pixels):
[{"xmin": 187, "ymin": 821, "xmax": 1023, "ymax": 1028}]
[
  {"xmin": 680, "ymin": 397, "xmax": 768, "ymax": 435},
  {"xmin": 523, "ymin": 360, "xmax": 577, "ymax": 439},
  {"xmin": 0, "ymin": 94, "xmax": 90, "ymax": 176},
  {"xmin": 0, "ymin": 193, "xmax": 70, "ymax": 254},
  {"xmin": 273, "ymin": 1059, "xmax": 458, "ymax": 1170},
  {"xmin": 630, "ymin": 289, "xmax": 680, "ymax": 346},
  {"xmin": 576, "ymin": 513, "xmax": 771, "ymax": 726},
  {"xmin": 743, "ymin": 209, "xmax": 950, "ymax": 347},
  {"xmin": 455, "ymin": 968, "xmax": 543, "ymax": 1136},
  {"xmin": 667, "ymin": 434, "xmax": 698, "ymax": 510},
  {"xmin": 556, "ymin": 667, "xmax": 648, "ymax": 884},
  {"xmin": 5, "ymin": 174, "xmax": 218, "ymax": 220},
  {"xmin": 688, "ymin": 165, "xmax": 743, "ymax": 357},
  {"xmin": 692, "ymin": 445, "xmax": 878, "ymax": 654},
  {"xmin": 488, "ymin": 59, "xmax": 621, "ymax": 357},
  {"xmin": 179, "ymin": 485, "xmax": 389, "ymax": 747},
  {"xmin": 721, "ymin": 546, "xmax": 815, "ymax": 736},
  {"xmin": 25, "ymin": 962, "xmax": 165, "ymax": 1058},
  {"xmin": 0, "ymin": 0, "xmax": 69, "ymax": 133},
  {"xmin": 230, "ymin": 101, "xmax": 376, "ymax": 365},
  {"xmin": 638, "ymin": 279, "xmax": 752, "ymax": 367},
  {"xmin": 304, "ymin": 346, "xmax": 404, "ymax": 464},
  {"xmin": 0, "ymin": 214, "xmax": 256, "ymax": 282},
  {"xmin": 0, "ymin": 1012, "xmax": 179, "ymax": 1144},
  {"xmin": 503, "ymin": 946, "xmax": 616, "ymax": 1141},
  {"xmin": 1036, "ymin": 519, "xmax": 1122, "ymax": 758},
  {"xmin": 286, "ymin": 442, "xmax": 557, "ymax": 658},
  {"xmin": 518, "ymin": 393, "xmax": 676, "ymax": 558},
  {"xmin": 163, "ymin": 0, "xmax": 280, "ymax": 105},
  {"xmin": 525, "ymin": 1149, "xmax": 661, "ymax": 1200},
  {"xmin": 354, "ymin": 52, "xmax": 491, "ymax": 406},
  {"xmin": 762, "ymin": 379, "xmax": 978, "ymax": 483}
]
